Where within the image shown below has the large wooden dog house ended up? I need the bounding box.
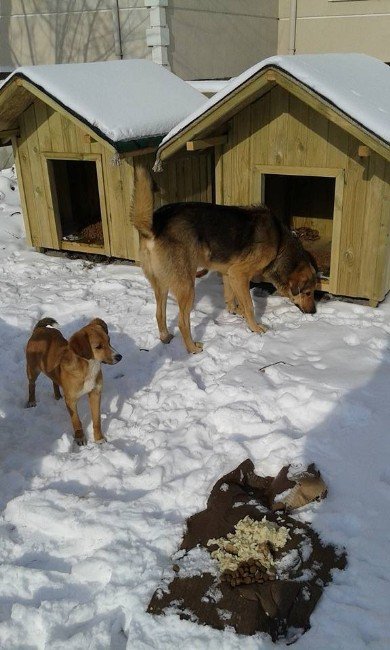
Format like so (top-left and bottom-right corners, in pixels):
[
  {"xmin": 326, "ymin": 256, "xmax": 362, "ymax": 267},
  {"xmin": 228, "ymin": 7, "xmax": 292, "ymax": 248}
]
[
  {"xmin": 156, "ymin": 54, "xmax": 390, "ymax": 306},
  {"xmin": 0, "ymin": 59, "xmax": 212, "ymax": 260}
]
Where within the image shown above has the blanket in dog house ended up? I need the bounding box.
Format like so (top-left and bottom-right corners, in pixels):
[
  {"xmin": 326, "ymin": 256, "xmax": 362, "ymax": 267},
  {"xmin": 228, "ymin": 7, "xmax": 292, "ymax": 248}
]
[{"xmin": 147, "ymin": 459, "xmax": 346, "ymax": 643}]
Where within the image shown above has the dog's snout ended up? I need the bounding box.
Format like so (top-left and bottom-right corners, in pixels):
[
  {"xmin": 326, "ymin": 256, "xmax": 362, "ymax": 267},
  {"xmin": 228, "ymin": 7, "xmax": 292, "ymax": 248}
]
[
  {"xmin": 114, "ymin": 353, "xmax": 122, "ymax": 363},
  {"xmin": 301, "ymin": 304, "xmax": 316, "ymax": 314}
]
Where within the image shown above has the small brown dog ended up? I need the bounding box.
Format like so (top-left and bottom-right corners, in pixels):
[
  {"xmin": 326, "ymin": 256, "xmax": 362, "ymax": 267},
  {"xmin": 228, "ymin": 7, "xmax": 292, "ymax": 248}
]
[{"xmin": 26, "ymin": 317, "xmax": 122, "ymax": 445}]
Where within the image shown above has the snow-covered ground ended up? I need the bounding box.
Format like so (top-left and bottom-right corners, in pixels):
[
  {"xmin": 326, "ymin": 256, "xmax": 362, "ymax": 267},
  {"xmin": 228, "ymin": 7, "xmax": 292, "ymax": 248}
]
[{"xmin": 0, "ymin": 167, "xmax": 389, "ymax": 649}]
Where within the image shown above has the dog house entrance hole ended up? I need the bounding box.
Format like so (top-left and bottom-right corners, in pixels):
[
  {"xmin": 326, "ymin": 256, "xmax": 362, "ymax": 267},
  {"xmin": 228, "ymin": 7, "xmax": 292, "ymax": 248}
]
[
  {"xmin": 264, "ymin": 174, "xmax": 336, "ymax": 278},
  {"xmin": 48, "ymin": 159, "xmax": 104, "ymax": 246}
]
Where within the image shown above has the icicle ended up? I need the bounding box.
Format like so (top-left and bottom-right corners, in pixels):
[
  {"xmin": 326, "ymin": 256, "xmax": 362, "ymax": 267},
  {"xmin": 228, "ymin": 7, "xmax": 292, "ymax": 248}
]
[
  {"xmin": 153, "ymin": 157, "xmax": 163, "ymax": 173},
  {"xmin": 111, "ymin": 152, "xmax": 121, "ymax": 166}
]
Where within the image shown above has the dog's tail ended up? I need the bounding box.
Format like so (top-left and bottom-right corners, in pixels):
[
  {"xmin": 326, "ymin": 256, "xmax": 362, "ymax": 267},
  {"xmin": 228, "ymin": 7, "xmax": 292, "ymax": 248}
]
[
  {"xmin": 132, "ymin": 165, "xmax": 154, "ymax": 239},
  {"xmin": 34, "ymin": 317, "xmax": 59, "ymax": 330}
]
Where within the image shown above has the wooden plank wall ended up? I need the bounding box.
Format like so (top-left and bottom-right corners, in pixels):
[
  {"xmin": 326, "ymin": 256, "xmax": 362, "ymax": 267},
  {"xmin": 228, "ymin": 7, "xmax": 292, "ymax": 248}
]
[
  {"xmin": 16, "ymin": 97, "xmax": 214, "ymax": 262},
  {"xmin": 220, "ymin": 86, "xmax": 390, "ymax": 301}
]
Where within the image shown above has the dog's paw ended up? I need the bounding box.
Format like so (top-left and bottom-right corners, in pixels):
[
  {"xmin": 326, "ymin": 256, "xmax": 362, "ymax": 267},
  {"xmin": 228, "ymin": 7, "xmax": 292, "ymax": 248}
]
[
  {"xmin": 74, "ymin": 434, "xmax": 86, "ymax": 446},
  {"xmin": 189, "ymin": 341, "xmax": 203, "ymax": 354},
  {"xmin": 25, "ymin": 400, "xmax": 36, "ymax": 408},
  {"xmin": 94, "ymin": 436, "xmax": 106, "ymax": 444},
  {"xmin": 161, "ymin": 333, "xmax": 174, "ymax": 344},
  {"xmin": 251, "ymin": 323, "xmax": 268, "ymax": 334}
]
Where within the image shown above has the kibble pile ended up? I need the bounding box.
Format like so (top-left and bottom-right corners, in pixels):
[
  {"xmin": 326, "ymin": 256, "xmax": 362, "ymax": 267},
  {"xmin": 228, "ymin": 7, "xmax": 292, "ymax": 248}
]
[{"xmin": 221, "ymin": 558, "xmax": 277, "ymax": 588}]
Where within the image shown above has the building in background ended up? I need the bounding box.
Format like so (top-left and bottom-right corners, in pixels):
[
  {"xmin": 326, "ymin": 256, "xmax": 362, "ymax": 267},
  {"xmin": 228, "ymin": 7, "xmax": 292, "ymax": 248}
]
[
  {"xmin": 1, "ymin": 2, "xmax": 389, "ymax": 79},
  {"xmin": 0, "ymin": 1, "xmax": 278, "ymax": 79},
  {"xmin": 1, "ymin": 0, "xmax": 390, "ymax": 168},
  {"xmin": 278, "ymin": 0, "xmax": 390, "ymax": 61}
]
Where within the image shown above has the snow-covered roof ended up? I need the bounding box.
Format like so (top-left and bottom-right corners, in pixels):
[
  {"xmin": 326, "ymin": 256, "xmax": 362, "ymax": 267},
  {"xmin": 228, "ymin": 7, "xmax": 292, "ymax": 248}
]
[
  {"xmin": 158, "ymin": 53, "xmax": 390, "ymax": 161},
  {"xmin": 1, "ymin": 59, "xmax": 206, "ymax": 151},
  {"xmin": 186, "ymin": 79, "xmax": 233, "ymax": 96}
]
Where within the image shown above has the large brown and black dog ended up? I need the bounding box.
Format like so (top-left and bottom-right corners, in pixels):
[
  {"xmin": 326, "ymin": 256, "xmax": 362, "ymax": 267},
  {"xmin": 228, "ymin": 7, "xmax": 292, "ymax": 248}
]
[
  {"xmin": 133, "ymin": 166, "xmax": 317, "ymax": 354},
  {"xmin": 26, "ymin": 317, "xmax": 122, "ymax": 445}
]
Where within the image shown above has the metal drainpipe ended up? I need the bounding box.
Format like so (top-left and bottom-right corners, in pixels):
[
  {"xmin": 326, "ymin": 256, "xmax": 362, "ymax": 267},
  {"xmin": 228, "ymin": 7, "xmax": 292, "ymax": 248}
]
[
  {"xmin": 289, "ymin": 0, "xmax": 297, "ymax": 55},
  {"xmin": 113, "ymin": 0, "xmax": 124, "ymax": 60}
]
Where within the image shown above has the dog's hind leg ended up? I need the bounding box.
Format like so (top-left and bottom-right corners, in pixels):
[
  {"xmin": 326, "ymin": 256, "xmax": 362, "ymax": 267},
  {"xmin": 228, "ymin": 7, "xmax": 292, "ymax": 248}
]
[
  {"xmin": 26, "ymin": 365, "xmax": 39, "ymax": 408},
  {"xmin": 228, "ymin": 270, "xmax": 267, "ymax": 334},
  {"xmin": 53, "ymin": 382, "xmax": 61, "ymax": 400},
  {"xmin": 149, "ymin": 276, "xmax": 173, "ymax": 344},
  {"xmin": 173, "ymin": 280, "xmax": 203, "ymax": 354}
]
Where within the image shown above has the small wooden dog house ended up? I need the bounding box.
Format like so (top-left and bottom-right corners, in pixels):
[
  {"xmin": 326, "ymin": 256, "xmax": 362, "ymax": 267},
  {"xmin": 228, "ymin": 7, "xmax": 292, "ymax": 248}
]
[
  {"xmin": 156, "ymin": 54, "xmax": 390, "ymax": 306},
  {"xmin": 0, "ymin": 59, "xmax": 212, "ymax": 260}
]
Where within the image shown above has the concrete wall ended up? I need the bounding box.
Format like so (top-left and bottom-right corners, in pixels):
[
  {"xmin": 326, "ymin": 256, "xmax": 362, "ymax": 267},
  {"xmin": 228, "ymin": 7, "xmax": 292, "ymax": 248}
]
[
  {"xmin": 2, "ymin": 2, "xmax": 390, "ymax": 75},
  {"xmin": 278, "ymin": 0, "xmax": 390, "ymax": 61},
  {"xmin": 0, "ymin": 0, "xmax": 149, "ymax": 66},
  {"xmin": 0, "ymin": 1, "xmax": 279, "ymax": 79},
  {"xmin": 166, "ymin": 0, "xmax": 278, "ymax": 79}
]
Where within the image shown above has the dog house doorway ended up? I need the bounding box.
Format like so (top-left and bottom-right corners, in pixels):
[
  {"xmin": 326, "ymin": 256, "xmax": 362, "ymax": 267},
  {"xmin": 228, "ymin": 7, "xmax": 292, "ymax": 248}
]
[
  {"xmin": 45, "ymin": 153, "xmax": 110, "ymax": 255},
  {"xmin": 255, "ymin": 166, "xmax": 344, "ymax": 287}
]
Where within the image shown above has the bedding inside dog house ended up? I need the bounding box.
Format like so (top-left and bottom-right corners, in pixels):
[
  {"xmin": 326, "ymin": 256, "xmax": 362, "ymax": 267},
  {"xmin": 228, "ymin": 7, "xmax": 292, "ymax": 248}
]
[
  {"xmin": 263, "ymin": 173, "xmax": 336, "ymax": 277},
  {"xmin": 0, "ymin": 59, "xmax": 212, "ymax": 259},
  {"xmin": 156, "ymin": 53, "xmax": 390, "ymax": 306},
  {"xmin": 48, "ymin": 158, "xmax": 104, "ymax": 245}
]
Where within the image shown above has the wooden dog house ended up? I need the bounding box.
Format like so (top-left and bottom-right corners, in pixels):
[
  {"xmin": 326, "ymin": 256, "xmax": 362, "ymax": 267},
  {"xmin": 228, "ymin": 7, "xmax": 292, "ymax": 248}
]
[
  {"xmin": 156, "ymin": 54, "xmax": 390, "ymax": 306},
  {"xmin": 0, "ymin": 59, "xmax": 212, "ymax": 260}
]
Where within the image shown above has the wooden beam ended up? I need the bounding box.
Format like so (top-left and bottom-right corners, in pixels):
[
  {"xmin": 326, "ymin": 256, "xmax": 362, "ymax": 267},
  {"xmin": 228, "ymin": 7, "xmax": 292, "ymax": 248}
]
[
  {"xmin": 124, "ymin": 146, "xmax": 157, "ymax": 158},
  {"xmin": 186, "ymin": 135, "xmax": 228, "ymax": 151},
  {"xmin": 265, "ymin": 71, "xmax": 276, "ymax": 82},
  {"xmin": 0, "ymin": 128, "xmax": 19, "ymax": 140},
  {"xmin": 358, "ymin": 145, "xmax": 371, "ymax": 158}
]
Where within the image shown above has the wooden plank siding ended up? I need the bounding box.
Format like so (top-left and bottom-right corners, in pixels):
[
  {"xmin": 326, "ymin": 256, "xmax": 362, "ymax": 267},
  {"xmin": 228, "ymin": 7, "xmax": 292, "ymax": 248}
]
[
  {"xmin": 14, "ymin": 95, "xmax": 214, "ymax": 262},
  {"xmin": 375, "ymin": 161, "xmax": 390, "ymax": 301},
  {"xmin": 214, "ymin": 85, "xmax": 390, "ymax": 301}
]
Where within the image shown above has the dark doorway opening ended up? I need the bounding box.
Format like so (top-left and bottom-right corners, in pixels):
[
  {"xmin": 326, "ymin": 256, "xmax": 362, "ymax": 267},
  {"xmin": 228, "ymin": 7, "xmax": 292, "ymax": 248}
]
[
  {"xmin": 264, "ymin": 174, "xmax": 335, "ymax": 277},
  {"xmin": 48, "ymin": 159, "xmax": 104, "ymax": 246}
]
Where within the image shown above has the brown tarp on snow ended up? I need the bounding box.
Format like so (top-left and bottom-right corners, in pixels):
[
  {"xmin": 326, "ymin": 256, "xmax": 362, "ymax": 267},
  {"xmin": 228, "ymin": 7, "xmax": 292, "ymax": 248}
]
[{"xmin": 148, "ymin": 459, "xmax": 346, "ymax": 643}]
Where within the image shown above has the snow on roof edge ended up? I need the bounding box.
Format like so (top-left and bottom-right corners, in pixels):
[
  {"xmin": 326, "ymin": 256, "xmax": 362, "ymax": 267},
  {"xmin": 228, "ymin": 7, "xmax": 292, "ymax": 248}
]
[
  {"xmin": 0, "ymin": 59, "xmax": 207, "ymax": 150},
  {"xmin": 156, "ymin": 53, "xmax": 390, "ymax": 168}
]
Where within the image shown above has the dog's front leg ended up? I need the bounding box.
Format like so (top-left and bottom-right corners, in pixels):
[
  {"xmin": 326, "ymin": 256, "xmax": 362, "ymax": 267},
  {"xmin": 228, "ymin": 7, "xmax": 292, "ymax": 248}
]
[
  {"xmin": 223, "ymin": 274, "xmax": 237, "ymax": 313},
  {"xmin": 228, "ymin": 271, "xmax": 268, "ymax": 334},
  {"xmin": 53, "ymin": 382, "xmax": 62, "ymax": 400},
  {"xmin": 222, "ymin": 274, "xmax": 244, "ymax": 316},
  {"xmin": 64, "ymin": 395, "xmax": 85, "ymax": 445},
  {"xmin": 88, "ymin": 387, "xmax": 105, "ymax": 444}
]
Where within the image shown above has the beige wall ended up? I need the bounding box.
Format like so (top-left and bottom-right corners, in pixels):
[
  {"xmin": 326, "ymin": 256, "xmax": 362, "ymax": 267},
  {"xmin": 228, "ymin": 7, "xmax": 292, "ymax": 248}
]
[
  {"xmin": 0, "ymin": 1, "xmax": 279, "ymax": 76},
  {"xmin": 167, "ymin": 0, "xmax": 278, "ymax": 79},
  {"xmin": 2, "ymin": 2, "xmax": 390, "ymax": 76},
  {"xmin": 0, "ymin": 0, "xmax": 149, "ymax": 66},
  {"xmin": 278, "ymin": 0, "xmax": 390, "ymax": 61}
]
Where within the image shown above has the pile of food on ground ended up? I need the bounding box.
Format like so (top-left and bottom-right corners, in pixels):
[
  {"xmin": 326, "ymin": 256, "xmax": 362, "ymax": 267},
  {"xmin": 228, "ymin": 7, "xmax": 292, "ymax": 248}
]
[
  {"xmin": 148, "ymin": 459, "xmax": 347, "ymax": 643},
  {"xmin": 208, "ymin": 515, "xmax": 289, "ymax": 585}
]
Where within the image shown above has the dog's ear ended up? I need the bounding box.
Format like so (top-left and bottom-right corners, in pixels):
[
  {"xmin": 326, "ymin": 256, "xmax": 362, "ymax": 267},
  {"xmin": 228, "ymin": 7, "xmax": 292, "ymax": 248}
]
[
  {"xmin": 69, "ymin": 330, "xmax": 93, "ymax": 359},
  {"xmin": 89, "ymin": 318, "xmax": 108, "ymax": 334},
  {"xmin": 289, "ymin": 279, "xmax": 301, "ymax": 296},
  {"xmin": 288, "ymin": 268, "xmax": 302, "ymax": 296}
]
